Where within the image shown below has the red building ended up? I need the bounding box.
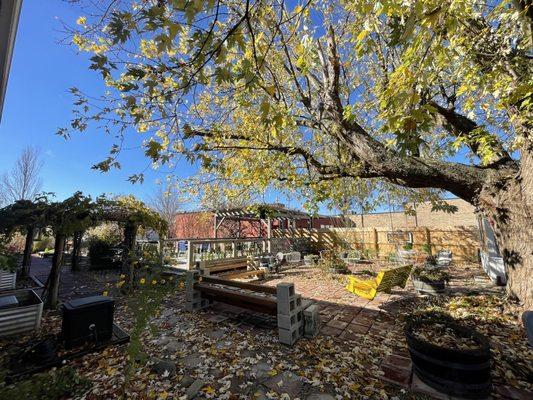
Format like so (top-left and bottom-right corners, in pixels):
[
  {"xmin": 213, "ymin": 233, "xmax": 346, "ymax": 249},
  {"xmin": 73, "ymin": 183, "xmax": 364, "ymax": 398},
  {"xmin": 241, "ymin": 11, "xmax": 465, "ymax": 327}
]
[{"xmin": 171, "ymin": 205, "xmax": 347, "ymax": 240}]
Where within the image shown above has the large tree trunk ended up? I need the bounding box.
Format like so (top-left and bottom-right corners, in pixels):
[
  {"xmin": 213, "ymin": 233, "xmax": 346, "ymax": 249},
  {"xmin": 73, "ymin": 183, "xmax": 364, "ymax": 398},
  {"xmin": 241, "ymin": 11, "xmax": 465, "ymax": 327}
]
[
  {"xmin": 21, "ymin": 226, "xmax": 35, "ymax": 277},
  {"xmin": 477, "ymin": 158, "xmax": 533, "ymax": 310},
  {"xmin": 71, "ymin": 230, "xmax": 84, "ymax": 271},
  {"xmin": 122, "ymin": 222, "xmax": 138, "ymax": 290},
  {"xmin": 45, "ymin": 234, "xmax": 66, "ymax": 308}
]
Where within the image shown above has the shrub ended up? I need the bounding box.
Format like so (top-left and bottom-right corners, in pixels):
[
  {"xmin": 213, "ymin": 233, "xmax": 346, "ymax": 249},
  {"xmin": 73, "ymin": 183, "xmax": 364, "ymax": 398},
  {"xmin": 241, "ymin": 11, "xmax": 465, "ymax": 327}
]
[
  {"xmin": 412, "ymin": 266, "xmax": 450, "ymax": 283},
  {"xmin": 0, "ymin": 366, "xmax": 91, "ymax": 399},
  {"xmin": 33, "ymin": 236, "xmax": 54, "ymax": 253},
  {"xmin": 0, "ymin": 241, "xmax": 18, "ymax": 273},
  {"xmin": 86, "ymin": 223, "xmax": 122, "ymax": 270},
  {"xmin": 88, "ymin": 239, "xmax": 121, "ymax": 270},
  {"xmin": 318, "ymin": 250, "xmax": 348, "ymax": 274},
  {"xmin": 403, "ymin": 242, "xmax": 413, "ymax": 251}
]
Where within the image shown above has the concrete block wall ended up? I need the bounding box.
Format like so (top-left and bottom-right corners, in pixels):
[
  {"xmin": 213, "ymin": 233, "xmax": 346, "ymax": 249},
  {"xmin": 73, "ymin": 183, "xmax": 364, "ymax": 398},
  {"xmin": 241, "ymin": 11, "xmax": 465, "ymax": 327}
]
[
  {"xmin": 185, "ymin": 271, "xmax": 209, "ymax": 312},
  {"xmin": 276, "ymin": 283, "xmax": 319, "ymax": 345}
]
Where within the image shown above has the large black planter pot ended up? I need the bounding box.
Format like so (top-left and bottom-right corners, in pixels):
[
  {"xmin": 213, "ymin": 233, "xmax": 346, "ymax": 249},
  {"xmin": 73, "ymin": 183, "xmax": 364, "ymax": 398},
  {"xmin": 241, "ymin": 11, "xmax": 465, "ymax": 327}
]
[
  {"xmin": 405, "ymin": 315, "xmax": 492, "ymax": 399},
  {"xmin": 412, "ymin": 277, "xmax": 446, "ymax": 295}
]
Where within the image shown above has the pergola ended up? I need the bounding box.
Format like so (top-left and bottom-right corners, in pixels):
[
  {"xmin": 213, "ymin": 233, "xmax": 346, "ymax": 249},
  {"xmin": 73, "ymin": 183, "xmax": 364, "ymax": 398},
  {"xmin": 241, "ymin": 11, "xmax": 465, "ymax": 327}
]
[{"xmin": 212, "ymin": 204, "xmax": 313, "ymax": 251}]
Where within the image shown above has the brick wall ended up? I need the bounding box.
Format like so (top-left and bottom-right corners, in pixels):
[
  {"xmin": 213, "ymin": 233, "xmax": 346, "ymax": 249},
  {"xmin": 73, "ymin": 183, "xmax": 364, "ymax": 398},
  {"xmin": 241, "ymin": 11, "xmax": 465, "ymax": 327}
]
[
  {"xmin": 348, "ymin": 198, "xmax": 477, "ymax": 228},
  {"xmin": 172, "ymin": 212, "xmax": 264, "ymax": 239}
]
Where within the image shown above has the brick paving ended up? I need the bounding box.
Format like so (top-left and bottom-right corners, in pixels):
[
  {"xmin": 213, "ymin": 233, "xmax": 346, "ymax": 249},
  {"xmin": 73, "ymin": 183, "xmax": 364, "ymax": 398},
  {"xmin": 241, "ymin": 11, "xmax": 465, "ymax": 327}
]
[
  {"xmin": 260, "ymin": 262, "xmax": 527, "ymax": 399},
  {"xmin": 263, "ymin": 261, "xmax": 500, "ymax": 341}
]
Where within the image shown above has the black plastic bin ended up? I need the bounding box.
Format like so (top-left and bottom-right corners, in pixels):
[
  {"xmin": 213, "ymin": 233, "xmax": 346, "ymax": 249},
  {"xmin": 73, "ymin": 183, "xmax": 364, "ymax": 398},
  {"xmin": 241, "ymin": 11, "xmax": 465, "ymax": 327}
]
[{"xmin": 62, "ymin": 295, "xmax": 114, "ymax": 349}]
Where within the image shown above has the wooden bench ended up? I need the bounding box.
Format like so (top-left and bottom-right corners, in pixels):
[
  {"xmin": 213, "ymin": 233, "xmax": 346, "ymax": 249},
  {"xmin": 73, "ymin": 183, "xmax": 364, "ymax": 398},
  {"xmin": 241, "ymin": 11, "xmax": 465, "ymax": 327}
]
[
  {"xmin": 199, "ymin": 256, "xmax": 251, "ymax": 276},
  {"xmin": 185, "ymin": 272, "xmax": 319, "ymax": 345}
]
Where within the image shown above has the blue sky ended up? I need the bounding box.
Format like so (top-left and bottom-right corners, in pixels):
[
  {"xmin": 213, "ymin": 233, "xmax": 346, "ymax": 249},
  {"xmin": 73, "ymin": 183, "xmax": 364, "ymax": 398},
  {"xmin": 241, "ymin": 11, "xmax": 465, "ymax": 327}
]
[
  {"xmin": 0, "ymin": 1, "xmax": 464, "ymax": 214},
  {"xmin": 0, "ymin": 1, "xmax": 159, "ymax": 202},
  {"xmin": 0, "ymin": 0, "xmax": 306, "ymax": 210}
]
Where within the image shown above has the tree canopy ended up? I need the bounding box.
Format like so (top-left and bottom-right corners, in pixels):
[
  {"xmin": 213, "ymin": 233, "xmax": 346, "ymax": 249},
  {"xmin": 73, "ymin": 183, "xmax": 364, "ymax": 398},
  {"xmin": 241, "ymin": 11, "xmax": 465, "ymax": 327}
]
[
  {"xmin": 63, "ymin": 0, "xmax": 532, "ymax": 306},
  {"xmin": 64, "ymin": 0, "xmax": 530, "ymax": 201}
]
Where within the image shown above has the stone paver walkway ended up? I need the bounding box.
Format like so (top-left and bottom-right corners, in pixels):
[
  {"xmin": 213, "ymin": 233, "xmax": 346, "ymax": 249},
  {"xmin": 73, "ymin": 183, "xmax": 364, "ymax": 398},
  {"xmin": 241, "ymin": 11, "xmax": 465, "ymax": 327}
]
[{"xmin": 26, "ymin": 255, "xmax": 118, "ymax": 301}]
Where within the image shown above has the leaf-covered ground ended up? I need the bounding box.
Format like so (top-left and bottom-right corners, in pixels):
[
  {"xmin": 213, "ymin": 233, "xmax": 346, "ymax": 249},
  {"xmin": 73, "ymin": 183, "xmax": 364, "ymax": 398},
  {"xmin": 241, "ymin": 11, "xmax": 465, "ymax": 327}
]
[{"xmin": 0, "ymin": 263, "xmax": 531, "ymax": 399}]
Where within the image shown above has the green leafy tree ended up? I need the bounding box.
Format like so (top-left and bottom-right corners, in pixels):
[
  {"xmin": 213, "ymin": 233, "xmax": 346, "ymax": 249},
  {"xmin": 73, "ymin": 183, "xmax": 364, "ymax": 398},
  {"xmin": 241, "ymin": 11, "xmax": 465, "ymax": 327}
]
[{"xmin": 64, "ymin": 1, "xmax": 532, "ymax": 306}]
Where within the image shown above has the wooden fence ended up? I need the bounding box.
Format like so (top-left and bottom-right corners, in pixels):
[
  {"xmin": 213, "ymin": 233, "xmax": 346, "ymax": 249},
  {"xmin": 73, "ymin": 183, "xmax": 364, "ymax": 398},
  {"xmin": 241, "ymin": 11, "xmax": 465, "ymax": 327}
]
[{"xmin": 273, "ymin": 226, "xmax": 480, "ymax": 262}]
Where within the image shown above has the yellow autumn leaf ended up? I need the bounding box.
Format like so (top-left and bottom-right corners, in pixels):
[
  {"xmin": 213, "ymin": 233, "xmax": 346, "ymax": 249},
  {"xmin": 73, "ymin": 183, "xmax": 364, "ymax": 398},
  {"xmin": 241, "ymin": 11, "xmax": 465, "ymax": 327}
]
[
  {"xmin": 202, "ymin": 386, "xmax": 216, "ymax": 395},
  {"xmin": 267, "ymin": 369, "xmax": 278, "ymax": 377}
]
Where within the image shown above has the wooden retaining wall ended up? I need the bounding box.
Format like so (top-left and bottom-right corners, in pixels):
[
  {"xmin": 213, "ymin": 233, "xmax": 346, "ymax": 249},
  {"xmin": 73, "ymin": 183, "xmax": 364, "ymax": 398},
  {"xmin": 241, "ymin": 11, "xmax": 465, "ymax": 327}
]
[{"xmin": 273, "ymin": 226, "xmax": 480, "ymax": 262}]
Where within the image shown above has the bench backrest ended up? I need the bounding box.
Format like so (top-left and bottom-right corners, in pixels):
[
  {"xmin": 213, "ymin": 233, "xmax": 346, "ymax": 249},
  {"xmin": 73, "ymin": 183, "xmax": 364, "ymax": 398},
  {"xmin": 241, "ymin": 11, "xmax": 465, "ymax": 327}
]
[
  {"xmin": 375, "ymin": 265, "xmax": 413, "ymax": 292},
  {"xmin": 199, "ymin": 256, "xmax": 250, "ymax": 274}
]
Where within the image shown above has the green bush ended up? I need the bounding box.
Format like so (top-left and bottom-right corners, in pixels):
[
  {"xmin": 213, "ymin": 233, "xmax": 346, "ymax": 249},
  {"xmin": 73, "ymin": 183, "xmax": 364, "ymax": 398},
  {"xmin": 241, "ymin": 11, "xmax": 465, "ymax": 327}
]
[
  {"xmin": 33, "ymin": 237, "xmax": 54, "ymax": 253},
  {"xmin": 0, "ymin": 241, "xmax": 18, "ymax": 273},
  {"xmin": 318, "ymin": 250, "xmax": 349, "ymax": 274},
  {"xmin": 402, "ymin": 242, "xmax": 413, "ymax": 251},
  {"xmin": 88, "ymin": 238, "xmax": 121, "ymax": 270},
  {"xmin": 86, "ymin": 223, "xmax": 122, "ymax": 270},
  {"xmin": 0, "ymin": 366, "xmax": 91, "ymax": 400}
]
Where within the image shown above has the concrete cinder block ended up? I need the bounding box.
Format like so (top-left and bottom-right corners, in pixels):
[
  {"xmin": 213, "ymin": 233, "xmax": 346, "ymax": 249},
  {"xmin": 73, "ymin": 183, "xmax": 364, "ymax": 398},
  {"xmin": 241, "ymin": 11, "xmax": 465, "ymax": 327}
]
[
  {"xmin": 303, "ymin": 304, "xmax": 320, "ymax": 338},
  {"xmin": 186, "ymin": 289, "xmax": 201, "ymax": 302},
  {"xmin": 277, "ymin": 310, "xmax": 303, "ymax": 330},
  {"xmin": 276, "ymin": 282, "xmax": 295, "ymax": 302},
  {"xmin": 185, "ymin": 298, "xmax": 209, "ymax": 312},
  {"xmin": 278, "ymin": 325, "xmax": 300, "ymax": 346},
  {"xmin": 278, "ymin": 297, "xmax": 298, "ymax": 315}
]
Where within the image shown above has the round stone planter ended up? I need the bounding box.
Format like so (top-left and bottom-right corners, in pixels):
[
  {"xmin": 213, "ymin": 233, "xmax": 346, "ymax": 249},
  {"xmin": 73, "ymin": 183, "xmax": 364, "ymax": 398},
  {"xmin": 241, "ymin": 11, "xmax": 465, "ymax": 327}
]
[
  {"xmin": 405, "ymin": 314, "xmax": 491, "ymax": 399},
  {"xmin": 412, "ymin": 277, "xmax": 446, "ymax": 295}
]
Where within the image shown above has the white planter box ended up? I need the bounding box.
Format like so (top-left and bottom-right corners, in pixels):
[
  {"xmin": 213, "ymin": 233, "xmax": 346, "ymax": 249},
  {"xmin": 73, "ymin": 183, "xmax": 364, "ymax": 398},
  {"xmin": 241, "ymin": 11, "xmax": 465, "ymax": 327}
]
[
  {"xmin": 0, "ymin": 269, "xmax": 16, "ymax": 290},
  {"xmin": 0, "ymin": 289, "xmax": 43, "ymax": 337}
]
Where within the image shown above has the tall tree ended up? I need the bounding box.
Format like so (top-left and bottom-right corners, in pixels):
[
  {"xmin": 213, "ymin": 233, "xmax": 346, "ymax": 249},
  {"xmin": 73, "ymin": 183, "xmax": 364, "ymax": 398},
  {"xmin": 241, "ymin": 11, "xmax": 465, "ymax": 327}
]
[
  {"xmin": 0, "ymin": 146, "xmax": 43, "ymax": 204},
  {"xmin": 149, "ymin": 184, "xmax": 182, "ymax": 237},
  {"xmin": 64, "ymin": 1, "xmax": 532, "ymax": 307}
]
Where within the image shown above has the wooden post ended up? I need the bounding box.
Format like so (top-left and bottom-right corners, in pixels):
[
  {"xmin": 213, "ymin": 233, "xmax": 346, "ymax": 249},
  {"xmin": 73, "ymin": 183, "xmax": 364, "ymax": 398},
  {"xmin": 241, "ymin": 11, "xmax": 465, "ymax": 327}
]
[
  {"xmin": 213, "ymin": 215, "xmax": 218, "ymax": 238},
  {"xmin": 373, "ymin": 228, "xmax": 379, "ymax": 259},
  {"xmin": 187, "ymin": 240, "xmax": 194, "ymax": 270},
  {"xmin": 159, "ymin": 239, "xmax": 165, "ymax": 266},
  {"xmin": 267, "ymin": 217, "xmax": 272, "ymax": 254},
  {"xmin": 425, "ymin": 227, "xmax": 432, "ymax": 255}
]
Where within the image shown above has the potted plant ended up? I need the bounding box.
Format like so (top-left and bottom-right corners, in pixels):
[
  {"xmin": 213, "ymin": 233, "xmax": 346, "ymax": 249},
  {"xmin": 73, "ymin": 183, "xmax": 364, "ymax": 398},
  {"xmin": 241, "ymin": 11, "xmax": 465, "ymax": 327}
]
[
  {"xmin": 405, "ymin": 312, "xmax": 491, "ymax": 399},
  {"xmin": 0, "ymin": 253, "xmax": 17, "ymax": 290},
  {"xmin": 412, "ymin": 265, "xmax": 450, "ymax": 295},
  {"xmin": 303, "ymin": 254, "xmax": 318, "ymax": 266},
  {"xmin": 318, "ymin": 250, "xmax": 348, "ymax": 274}
]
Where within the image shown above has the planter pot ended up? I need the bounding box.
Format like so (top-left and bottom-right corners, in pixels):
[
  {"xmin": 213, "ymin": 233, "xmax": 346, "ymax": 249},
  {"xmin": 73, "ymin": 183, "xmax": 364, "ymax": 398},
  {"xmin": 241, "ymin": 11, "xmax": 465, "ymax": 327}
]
[
  {"xmin": 303, "ymin": 255, "xmax": 318, "ymax": 266},
  {"xmin": 0, "ymin": 270, "xmax": 17, "ymax": 291},
  {"xmin": 0, "ymin": 289, "xmax": 43, "ymax": 337},
  {"xmin": 413, "ymin": 277, "xmax": 446, "ymax": 295},
  {"xmin": 405, "ymin": 315, "xmax": 491, "ymax": 399}
]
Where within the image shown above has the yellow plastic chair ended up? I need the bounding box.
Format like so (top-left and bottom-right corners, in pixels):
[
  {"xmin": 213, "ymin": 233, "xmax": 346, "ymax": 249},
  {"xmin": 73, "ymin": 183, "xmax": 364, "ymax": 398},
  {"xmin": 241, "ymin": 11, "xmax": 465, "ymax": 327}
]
[{"xmin": 346, "ymin": 265, "xmax": 413, "ymax": 300}]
